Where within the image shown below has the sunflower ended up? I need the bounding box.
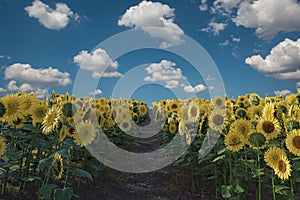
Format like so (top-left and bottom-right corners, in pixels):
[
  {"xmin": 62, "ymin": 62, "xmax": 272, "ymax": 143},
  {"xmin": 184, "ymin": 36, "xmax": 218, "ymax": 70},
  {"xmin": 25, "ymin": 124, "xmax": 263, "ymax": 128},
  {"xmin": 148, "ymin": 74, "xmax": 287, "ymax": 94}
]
[
  {"xmin": 209, "ymin": 109, "xmax": 226, "ymax": 132},
  {"xmin": 262, "ymin": 103, "xmax": 275, "ymax": 118},
  {"xmin": 1, "ymin": 94, "xmax": 25, "ymax": 124},
  {"xmin": 230, "ymin": 119, "xmax": 252, "ymax": 143},
  {"xmin": 248, "ymin": 104, "xmax": 263, "ymax": 120},
  {"xmin": 248, "ymin": 132, "xmax": 268, "ymax": 150},
  {"xmin": 286, "ymin": 129, "xmax": 300, "ymax": 156},
  {"xmin": 42, "ymin": 106, "xmax": 62, "ymax": 135},
  {"xmin": 199, "ymin": 103, "xmax": 211, "ymax": 116},
  {"xmin": 264, "ymin": 147, "xmax": 286, "ymax": 168},
  {"xmin": 273, "ymin": 155, "xmax": 291, "ymax": 180},
  {"xmin": 257, "ymin": 116, "xmax": 281, "ymax": 140},
  {"xmin": 119, "ymin": 120, "xmax": 132, "ymax": 132},
  {"xmin": 212, "ymin": 96, "xmax": 225, "ymax": 108},
  {"xmin": 167, "ymin": 100, "xmax": 179, "ymax": 113},
  {"xmin": 187, "ymin": 100, "xmax": 199, "ymax": 123},
  {"xmin": 169, "ymin": 122, "xmax": 177, "ymax": 134},
  {"xmin": 249, "ymin": 93, "xmax": 261, "ymax": 106},
  {"xmin": 74, "ymin": 120, "xmax": 98, "ymax": 146},
  {"xmin": 21, "ymin": 92, "xmax": 36, "ymax": 116},
  {"xmin": 11, "ymin": 117, "xmax": 25, "ymax": 129},
  {"xmin": 138, "ymin": 104, "xmax": 148, "ymax": 116},
  {"xmin": 61, "ymin": 101, "xmax": 76, "ymax": 118},
  {"xmin": 52, "ymin": 152, "xmax": 64, "ymax": 180},
  {"xmin": 285, "ymin": 94, "xmax": 297, "ymax": 105},
  {"xmin": 29, "ymin": 100, "xmax": 49, "ymax": 126},
  {"xmin": 235, "ymin": 108, "xmax": 248, "ymax": 119},
  {"xmin": 0, "ymin": 137, "xmax": 6, "ymax": 156},
  {"xmin": 225, "ymin": 130, "xmax": 244, "ymax": 152}
]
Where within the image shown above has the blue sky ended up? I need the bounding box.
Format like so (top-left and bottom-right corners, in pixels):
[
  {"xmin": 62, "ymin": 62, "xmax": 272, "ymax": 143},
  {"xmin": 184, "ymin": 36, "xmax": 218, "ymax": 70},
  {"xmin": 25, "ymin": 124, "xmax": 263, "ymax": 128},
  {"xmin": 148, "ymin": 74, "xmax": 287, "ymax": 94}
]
[{"xmin": 0, "ymin": 0, "xmax": 300, "ymax": 104}]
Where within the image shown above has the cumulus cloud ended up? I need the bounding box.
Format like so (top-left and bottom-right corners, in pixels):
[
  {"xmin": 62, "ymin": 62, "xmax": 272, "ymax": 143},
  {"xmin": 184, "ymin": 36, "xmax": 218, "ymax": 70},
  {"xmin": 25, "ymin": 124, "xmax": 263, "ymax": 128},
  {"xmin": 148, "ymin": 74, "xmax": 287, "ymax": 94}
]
[
  {"xmin": 212, "ymin": 0, "xmax": 242, "ymax": 15},
  {"xmin": 183, "ymin": 84, "xmax": 207, "ymax": 93},
  {"xmin": 6, "ymin": 80, "xmax": 48, "ymax": 99},
  {"xmin": 274, "ymin": 89, "xmax": 292, "ymax": 97},
  {"xmin": 245, "ymin": 38, "xmax": 300, "ymax": 80},
  {"xmin": 297, "ymin": 82, "xmax": 300, "ymax": 88},
  {"xmin": 144, "ymin": 60, "xmax": 185, "ymax": 89},
  {"xmin": 0, "ymin": 54, "xmax": 10, "ymax": 59},
  {"xmin": 89, "ymin": 89, "xmax": 102, "ymax": 95},
  {"xmin": 5, "ymin": 63, "xmax": 72, "ymax": 86},
  {"xmin": 199, "ymin": 0, "xmax": 208, "ymax": 11},
  {"xmin": 0, "ymin": 87, "xmax": 7, "ymax": 93},
  {"xmin": 25, "ymin": 0, "xmax": 79, "ymax": 30},
  {"xmin": 233, "ymin": 0, "xmax": 300, "ymax": 39},
  {"xmin": 201, "ymin": 21, "xmax": 227, "ymax": 36},
  {"xmin": 118, "ymin": 0, "xmax": 184, "ymax": 48},
  {"xmin": 231, "ymin": 35, "xmax": 240, "ymax": 42},
  {"xmin": 73, "ymin": 48, "xmax": 122, "ymax": 79},
  {"xmin": 219, "ymin": 40, "xmax": 229, "ymax": 47}
]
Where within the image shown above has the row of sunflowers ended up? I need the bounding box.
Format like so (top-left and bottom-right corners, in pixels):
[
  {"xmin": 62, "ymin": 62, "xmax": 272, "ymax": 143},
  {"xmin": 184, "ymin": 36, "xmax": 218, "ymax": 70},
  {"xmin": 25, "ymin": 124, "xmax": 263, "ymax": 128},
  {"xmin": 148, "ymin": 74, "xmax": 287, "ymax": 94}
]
[{"xmin": 0, "ymin": 90, "xmax": 300, "ymax": 199}]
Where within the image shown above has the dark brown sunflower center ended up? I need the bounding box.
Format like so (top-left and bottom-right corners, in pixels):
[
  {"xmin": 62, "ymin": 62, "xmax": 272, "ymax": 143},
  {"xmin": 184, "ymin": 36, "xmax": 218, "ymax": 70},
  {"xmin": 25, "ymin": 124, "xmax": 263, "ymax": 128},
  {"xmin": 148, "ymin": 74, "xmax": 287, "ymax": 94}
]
[
  {"xmin": 272, "ymin": 155, "xmax": 279, "ymax": 161},
  {"xmin": 213, "ymin": 115, "xmax": 224, "ymax": 125},
  {"xmin": 292, "ymin": 136, "xmax": 300, "ymax": 149},
  {"xmin": 262, "ymin": 121, "xmax": 275, "ymax": 133},
  {"xmin": 232, "ymin": 137, "xmax": 238, "ymax": 144},
  {"xmin": 278, "ymin": 160, "xmax": 286, "ymax": 172},
  {"xmin": 190, "ymin": 107, "xmax": 197, "ymax": 117},
  {"xmin": 216, "ymin": 99, "xmax": 223, "ymax": 106},
  {"xmin": 239, "ymin": 126, "xmax": 246, "ymax": 133},
  {"xmin": 122, "ymin": 122, "xmax": 129, "ymax": 129},
  {"xmin": 171, "ymin": 104, "xmax": 178, "ymax": 109}
]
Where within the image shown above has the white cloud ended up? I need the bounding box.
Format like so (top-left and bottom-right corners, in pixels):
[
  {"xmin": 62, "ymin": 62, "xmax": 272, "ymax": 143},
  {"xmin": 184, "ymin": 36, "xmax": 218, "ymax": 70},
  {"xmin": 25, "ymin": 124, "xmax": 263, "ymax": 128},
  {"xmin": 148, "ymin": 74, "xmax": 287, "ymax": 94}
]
[
  {"xmin": 0, "ymin": 54, "xmax": 10, "ymax": 59},
  {"xmin": 89, "ymin": 89, "xmax": 102, "ymax": 95},
  {"xmin": 274, "ymin": 89, "xmax": 292, "ymax": 97},
  {"xmin": 201, "ymin": 21, "xmax": 227, "ymax": 36},
  {"xmin": 212, "ymin": 0, "xmax": 242, "ymax": 15},
  {"xmin": 219, "ymin": 40, "xmax": 229, "ymax": 47},
  {"xmin": 144, "ymin": 60, "xmax": 185, "ymax": 88},
  {"xmin": 6, "ymin": 80, "xmax": 48, "ymax": 99},
  {"xmin": 245, "ymin": 38, "xmax": 300, "ymax": 80},
  {"xmin": 231, "ymin": 35, "xmax": 240, "ymax": 42},
  {"xmin": 73, "ymin": 48, "xmax": 122, "ymax": 79},
  {"xmin": 233, "ymin": 0, "xmax": 300, "ymax": 39},
  {"xmin": 183, "ymin": 84, "xmax": 207, "ymax": 93},
  {"xmin": 5, "ymin": 63, "xmax": 72, "ymax": 86},
  {"xmin": 118, "ymin": 0, "xmax": 184, "ymax": 48},
  {"xmin": 25, "ymin": 0, "xmax": 79, "ymax": 30},
  {"xmin": 0, "ymin": 87, "xmax": 6, "ymax": 93},
  {"xmin": 199, "ymin": 0, "xmax": 208, "ymax": 11},
  {"xmin": 297, "ymin": 82, "xmax": 300, "ymax": 88}
]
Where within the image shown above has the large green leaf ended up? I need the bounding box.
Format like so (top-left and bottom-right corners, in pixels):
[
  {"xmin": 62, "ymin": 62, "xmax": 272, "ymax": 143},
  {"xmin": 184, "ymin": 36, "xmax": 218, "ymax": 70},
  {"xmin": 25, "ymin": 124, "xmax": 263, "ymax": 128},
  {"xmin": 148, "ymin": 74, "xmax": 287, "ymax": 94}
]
[
  {"xmin": 71, "ymin": 168, "xmax": 93, "ymax": 181},
  {"xmin": 221, "ymin": 185, "xmax": 232, "ymax": 198},
  {"xmin": 38, "ymin": 184, "xmax": 59, "ymax": 200},
  {"xmin": 54, "ymin": 187, "xmax": 74, "ymax": 200}
]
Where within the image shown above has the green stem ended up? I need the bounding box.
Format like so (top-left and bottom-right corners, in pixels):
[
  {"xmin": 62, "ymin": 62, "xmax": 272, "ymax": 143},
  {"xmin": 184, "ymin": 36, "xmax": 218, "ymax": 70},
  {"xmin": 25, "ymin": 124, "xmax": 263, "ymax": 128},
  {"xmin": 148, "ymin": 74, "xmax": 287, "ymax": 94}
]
[
  {"xmin": 272, "ymin": 170, "xmax": 276, "ymax": 200},
  {"xmin": 1, "ymin": 170, "xmax": 8, "ymax": 196},
  {"xmin": 290, "ymin": 178, "xmax": 294, "ymax": 197},
  {"xmin": 257, "ymin": 152, "xmax": 261, "ymax": 200},
  {"xmin": 64, "ymin": 147, "xmax": 73, "ymax": 188}
]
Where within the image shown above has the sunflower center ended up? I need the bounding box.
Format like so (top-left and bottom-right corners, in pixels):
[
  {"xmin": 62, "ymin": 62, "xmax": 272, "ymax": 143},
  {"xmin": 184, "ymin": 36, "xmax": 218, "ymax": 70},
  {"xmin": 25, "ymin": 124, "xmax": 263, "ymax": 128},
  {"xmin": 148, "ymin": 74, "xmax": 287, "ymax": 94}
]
[
  {"xmin": 272, "ymin": 155, "xmax": 279, "ymax": 161},
  {"xmin": 278, "ymin": 160, "xmax": 286, "ymax": 172},
  {"xmin": 216, "ymin": 99, "xmax": 223, "ymax": 106},
  {"xmin": 292, "ymin": 136, "xmax": 300, "ymax": 149},
  {"xmin": 239, "ymin": 126, "xmax": 246, "ymax": 133},
  {"xmin": 213, "ymin": 114, "xmax": 224, "ymax": 125},
  {"xmin": 262, "ymin": 121, "xmax": 275, "ymax": 133},
  {"xmin": 171, "ymin": 104, "xmax": 178, "ymax": 109},
  {"xmin": 7, "ymin": 102, "xmax": 18, "ymax": 115},
  {"xmin": 190, "ymin": 106, "xmax": 198, "ymax": 117},
  {"xmin": 122, "ymin": 122, "xmax": 129, "ymax": 129},
  {"xmin": 232, "ymin": 137, "xmax": 238, "ymax": 144}
]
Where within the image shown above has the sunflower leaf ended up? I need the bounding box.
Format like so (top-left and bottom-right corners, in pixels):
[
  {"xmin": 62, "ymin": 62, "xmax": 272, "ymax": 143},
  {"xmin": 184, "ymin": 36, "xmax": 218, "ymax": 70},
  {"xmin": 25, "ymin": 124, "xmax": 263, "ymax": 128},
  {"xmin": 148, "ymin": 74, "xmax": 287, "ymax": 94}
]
[{"xmin": 70, "ymin": 168, "xmax": 93, "ymax": 181}]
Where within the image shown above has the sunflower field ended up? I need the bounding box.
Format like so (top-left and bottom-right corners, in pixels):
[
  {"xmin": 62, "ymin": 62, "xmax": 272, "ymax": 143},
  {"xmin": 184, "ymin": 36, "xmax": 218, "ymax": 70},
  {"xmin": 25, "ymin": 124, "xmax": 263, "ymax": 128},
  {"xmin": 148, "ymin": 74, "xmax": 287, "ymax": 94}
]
[{"xmin": 1, "ymin": 90, "xmax": 300, "ymax": 199}]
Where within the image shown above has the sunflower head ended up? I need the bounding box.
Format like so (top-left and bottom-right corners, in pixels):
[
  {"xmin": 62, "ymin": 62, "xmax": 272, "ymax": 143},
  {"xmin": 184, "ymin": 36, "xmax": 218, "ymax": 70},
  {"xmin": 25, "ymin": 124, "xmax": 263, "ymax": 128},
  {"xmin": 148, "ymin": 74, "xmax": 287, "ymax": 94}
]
[
  {"xmin": 138, "ymin": 104, "xmax": 148, "ymax": 116},
  {"xmin": 212, "ymin": 96, "xmax": 225, "ymax": 108},
  {"xmin": 52, "ymin": 153, "xmax": 64, "ymax": 180},
  {"xmin": 274, "ymin": 156, "xmax": 291, "ymax": 180},
  {"xmin": 168, "ymin": 122, "xmax": 177, "ymax": 134},
  {"xmin": 225, "ymin": 130, "xmax": 245, "ymax": 152},
  {"xmin": 209, "ymin": 109, "xmax": 226, "ymax": 132},
  {"xmin": 62, "ymin": 102, "xmax": 76, "ymax": 117},
  {"xmin": 286, "ymin": 129, "xmax": 300, "ymax": 156},
  {"xmin": 74, "ymin": 120, "xmax": 98, "ymax": 146},
  {"xmin": 257, "ymin": 116, "xmax": 281, "ymax": 140},
  {"xmin": 264, "ymin": 147, "xmax": 286, "ymax": 168},
  {"xmin": 187, "ymin": 100, "xmax": 199, "ymax": 123},
  {"xmin": 248, "ymin": 132, "xmax": 268, "ymax": 150}
]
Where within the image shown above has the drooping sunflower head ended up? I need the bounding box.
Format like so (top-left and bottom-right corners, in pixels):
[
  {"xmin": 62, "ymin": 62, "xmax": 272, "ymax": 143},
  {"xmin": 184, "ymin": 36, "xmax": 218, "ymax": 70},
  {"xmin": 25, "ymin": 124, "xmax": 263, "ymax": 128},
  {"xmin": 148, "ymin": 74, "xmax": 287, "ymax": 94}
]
[
  {"xmin": 286, "ymin": 129, "xmax": 300, "ymax": 156},
  {"xmin": 0, "ymin": 137, "xmax": 6, "ymax": 156},
  {"xmin": 249, "ymin": 93, "xmax": 261, "ymax": 106},
  {"xmin": 264, "ymin": 147, "xmax": 286, "ymax": 168},
  {"xmin": 74, "ymin": 120, "xmax": 98, "ymax": 146},
  {"xmin": 42, "ymin": 106, "xmax": 62, "ymax": 135},
  {"xmin": 52, "ymin": 152, "xmax": 64, "ymax": 180},
  {"xmin": 29, "ymin": 100, "xmax": 49, "ymax": 126},
  {"xmin": 235, "ymin": 108, "xmax": 248, "ymax": 119},
  {"xmin": 273, "ymin": 155, "xmax": 291, "ymax": 180},
  {"xmin": 257, "ymin": 116, "xmax": 281, "ymax": 140},
  {"xmin": 248, "ymin": 132, "xmax": 268, "ymax": 150},
  {"xmin": 224, "ymin": 130, "xmax": 245, "ymax": 152},
  {"xmin": 2, "ymin": 94, "xmax": 25, "ymax": 124},
  {"xmin": 209, "ymin": 108, "xmax": 226, "ymax": 132}
]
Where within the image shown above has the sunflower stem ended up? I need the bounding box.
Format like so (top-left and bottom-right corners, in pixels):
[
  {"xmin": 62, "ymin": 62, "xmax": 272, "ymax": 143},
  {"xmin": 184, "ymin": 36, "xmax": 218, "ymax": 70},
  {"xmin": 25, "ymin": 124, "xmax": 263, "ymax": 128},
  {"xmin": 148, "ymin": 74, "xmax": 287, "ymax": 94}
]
[
  {"xmin": 1, "ymin": 170, "xmax": 8, "ymax": 196},
  {"xmin": 271, "ymin": 170, "xmax": 276, "ymax": 200},
  {"xmin": 64, "ymin": 146, "xmax": 73, "ymax": 188},
  {"xmin": 257, "ymin": 152, "xmax": 261, "ymax": 200}
]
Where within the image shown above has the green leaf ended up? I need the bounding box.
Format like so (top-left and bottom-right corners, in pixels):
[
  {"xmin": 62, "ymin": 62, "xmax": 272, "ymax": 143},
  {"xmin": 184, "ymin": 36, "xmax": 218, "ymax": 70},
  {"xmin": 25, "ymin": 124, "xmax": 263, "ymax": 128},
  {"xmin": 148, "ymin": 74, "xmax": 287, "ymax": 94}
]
[
  {"xmin": 212, "ymin": 155, "xmax": 226, "ymax": 163},
  {"xmin": 54, "ymin": 187, "xmax": 74, "ymax": 200},
  {"xmin": 252, "ymin": 168, "xmax": 264, "ymax": 177},
  {"xmin": 0, "ymin": 161, "xmax": 13, "ymax": 168},
  {"xmin": 274, "ymin": 185, "xmax": 290, "ymax": 195},
  {"xmin": 221, "ymin": 185, "xmax": 232, "ymax": 198},
  {"xmin": 232, "ymin": 180, "xmax": 244, "ymax": 193},
  {"xmin": 217, "ymin": 147, "xmax": 227, "ymax": 155},
  {"xmin": 38, "ymin": 184, "xmax": 59, "ymax": 200},
  {"xmin": 39, "ymin": 156, "xmax": 53, "ymax": 171},
  {"xmin": 19, "ymin": 176, "xmax": 42, "ymax": 182},
  {"xmin": 71, "ymin": 168, "xmax": 93, "ymax": 181}
]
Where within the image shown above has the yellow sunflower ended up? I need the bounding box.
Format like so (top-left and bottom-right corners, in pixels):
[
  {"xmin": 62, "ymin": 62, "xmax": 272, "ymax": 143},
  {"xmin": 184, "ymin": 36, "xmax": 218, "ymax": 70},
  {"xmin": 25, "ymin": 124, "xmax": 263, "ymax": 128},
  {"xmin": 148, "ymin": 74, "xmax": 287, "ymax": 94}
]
[
  {"xmin": 169, "ymin": 122, "xmax": 177, "ymax": 134},
  {"xmin": 230, "ymin": 119, "xmax": 252, "ymax": 143},
  {"xmin": 74, "ymin": 120, "xmax": 98, "ymax": 146},
  {"xmin": 257, "ymin": 116, "xmax": 281, "ymax": 140},
  {"xmin": 249, "ymin": 93, "xmax": 261, "ymax": 106},
  {"xmin": 209, "ymin": 109, "xmax": 226, "ymax": 132},
  {"xmin": 167, "ymin": 100, "xmax": 179, "ymax": 113},
  {"xmin": 21, "ymin": 92, "xmax": 36, "ymax": 116},
  {"xmin": 1, "ymin": 94, "xmax": 25, "ymax": 124},
  {"xmin": 248, "ymin": 104, "xmax": 263, "ymax": 120},
  {"xmin": 264, "ymin": 147, "xmax": 286, "ymax": 168},
  {"xmin": 224, "ymin": 130, "xmax": 245, "ymax": 152},
  {"xmin": 262, "ymin": 103, "xmax": 275, "ymax": 118},
  {"xmin": 0, "ymin": 137, "xmax": 6, "ymax": 156},
  {"xmin": 273, "ymin": 156, "xmax": 291, "ymax": 180},
  {"xmin": 138, "ymin": 104, "xmax": 148, "ymax": 116},
  {"xmin": 286, "ymin": 129, "xmax": 300, "ymax": 156},
  {"xmin": 29, "ymin": 100, "xmax": 49, "ymax": 126},
  {"xmin": 235, "ymin": 108, "xmax": 248, "ymax": 119},
  {"xmin": 119, "ymin": 120, "xmax": 132, "ymax": 132},
  {"xmin": 212, "ymin": 96, "xmax": 225, "ymax": 108},
  {"xmin": 187, "ymin": 100, "xmax": 199, "ymax": 123},
  {"xmin": 42, "ymin": 106, "xmax": 62, "ymax": 135},
  {"xmin": 52, "ymin": 152, "xmax": 64, "ymax": 180}
]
